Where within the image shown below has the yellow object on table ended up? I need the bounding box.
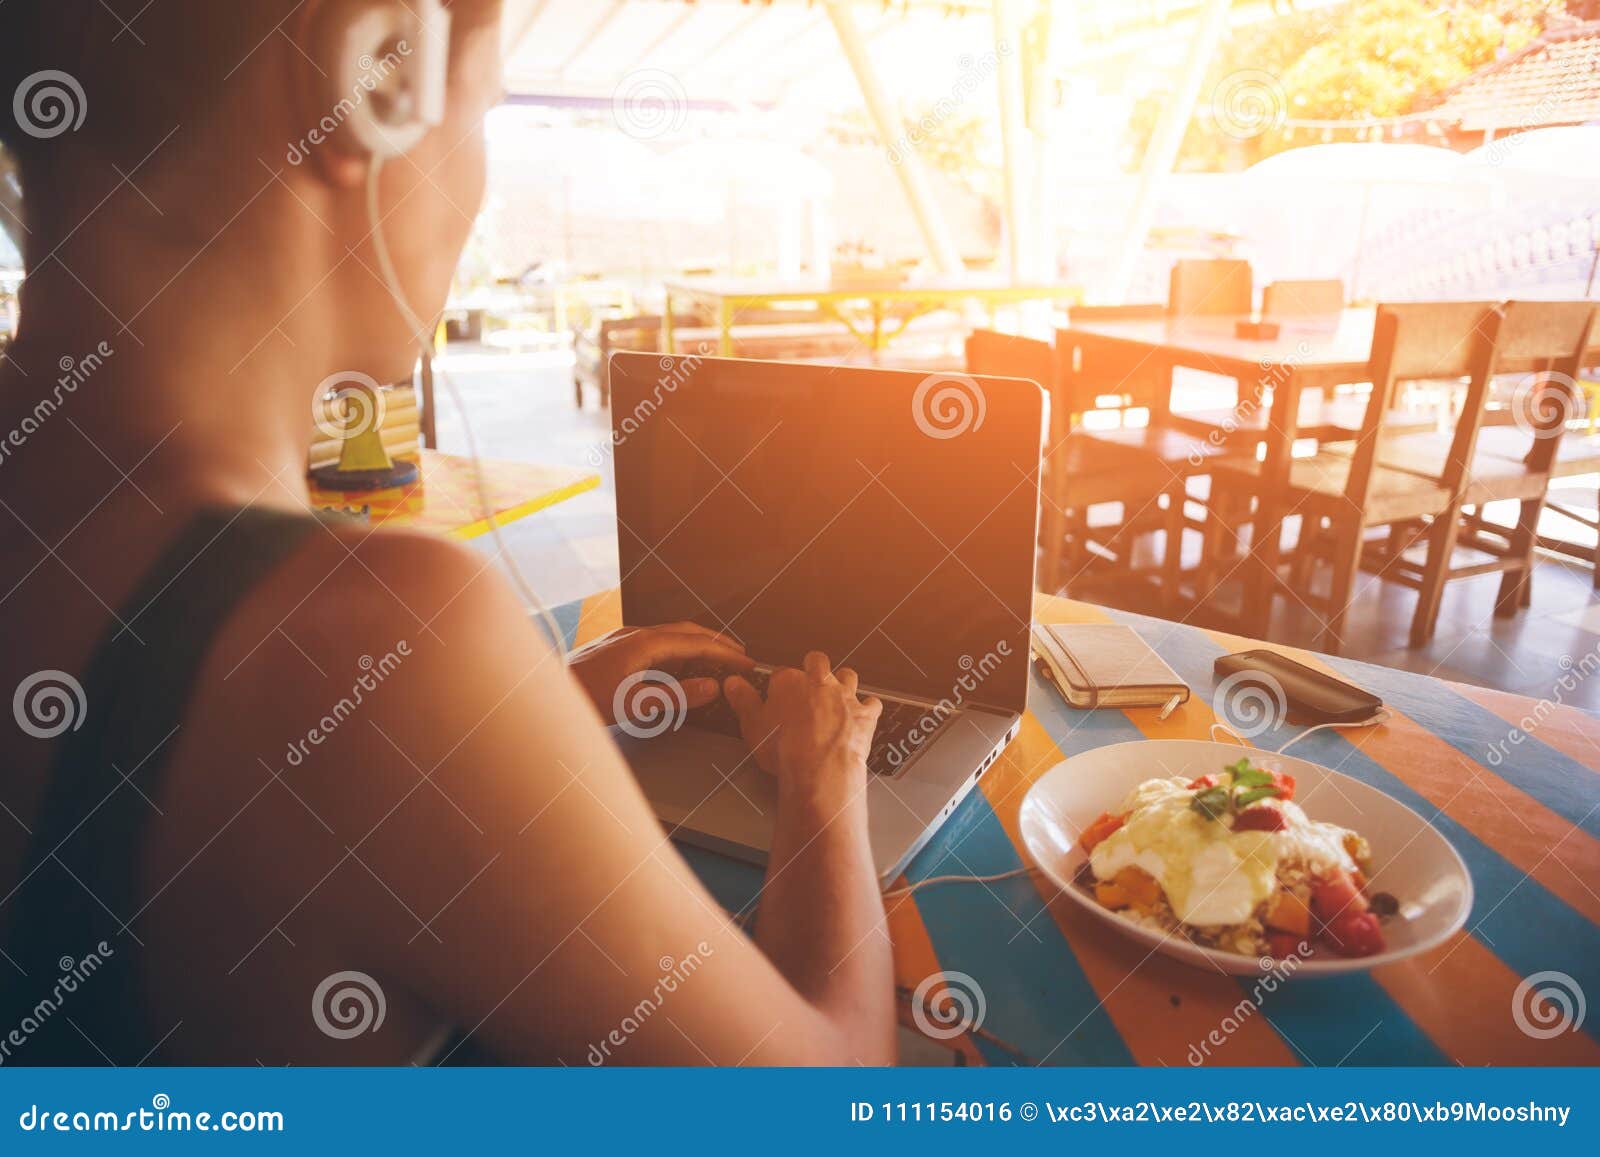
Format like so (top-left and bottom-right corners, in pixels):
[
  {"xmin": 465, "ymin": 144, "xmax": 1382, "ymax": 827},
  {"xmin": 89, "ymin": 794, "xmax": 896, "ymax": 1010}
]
[{"xmin": 308, "ymin": 449, "xmax": 599, "ymax": 540}]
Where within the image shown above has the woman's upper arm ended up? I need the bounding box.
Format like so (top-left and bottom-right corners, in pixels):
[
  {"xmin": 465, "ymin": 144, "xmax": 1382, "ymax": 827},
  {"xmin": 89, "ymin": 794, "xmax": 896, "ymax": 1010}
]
[{"xmin": 289, "ymin": 534, "xmax": 849, "ymax": 1065}]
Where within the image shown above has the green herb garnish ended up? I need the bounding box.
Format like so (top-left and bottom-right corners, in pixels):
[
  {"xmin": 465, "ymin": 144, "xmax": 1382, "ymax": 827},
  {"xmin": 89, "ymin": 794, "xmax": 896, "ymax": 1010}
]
[{"xmin": 1189, "ymin": 758, "xmax": 1285, "ymax": 821}]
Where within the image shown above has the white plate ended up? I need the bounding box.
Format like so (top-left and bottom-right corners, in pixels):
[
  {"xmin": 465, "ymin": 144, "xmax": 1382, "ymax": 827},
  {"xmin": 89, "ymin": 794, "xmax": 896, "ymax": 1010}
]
[{"xmin": 1018, "ymin": 740, "xmax": 1473, "ymax": 976}]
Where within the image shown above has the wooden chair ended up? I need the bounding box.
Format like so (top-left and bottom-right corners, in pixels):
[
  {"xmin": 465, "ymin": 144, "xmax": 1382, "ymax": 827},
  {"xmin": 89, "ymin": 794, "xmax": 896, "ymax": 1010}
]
[
  {"xmin": 1205, "ymin": 302, "xmax": 1505, "ymax": 653},
  {"xmin": 1342, "ymin": 301, "xmax": 1598, "ymax": 624},
  {"xmin": 1049, "ymin": 328, "xmax": 1250, "ymax": 607},
  {"xmin": 1168, "ymin": 259, "xmax": 1252, "ymax": 320},
  {"xmin": 966, "ymin": 328, "xmax": 1204, "ymax": 608}
]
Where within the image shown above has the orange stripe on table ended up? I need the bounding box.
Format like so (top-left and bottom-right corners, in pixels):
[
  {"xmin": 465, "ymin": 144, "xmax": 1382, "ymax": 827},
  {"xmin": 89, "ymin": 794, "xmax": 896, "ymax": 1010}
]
[
  {"xmin": 1376, "ymin": 933, "xmax": 1600, "ymax": 1066},
  {"xmin": 980, "ymin": 712, "xmax": 1299, "ymax": 1066},
  {"xmin": 1454, "ymin": 683, "xmax": 1600, "ymax": 779},
  {"xmin": 574, "ymin": 589, "xmax": 622, "ymax": 648},
  {"xmin": 1204, "ymin": 634, "xmax": 1600, "ymax": 929}
]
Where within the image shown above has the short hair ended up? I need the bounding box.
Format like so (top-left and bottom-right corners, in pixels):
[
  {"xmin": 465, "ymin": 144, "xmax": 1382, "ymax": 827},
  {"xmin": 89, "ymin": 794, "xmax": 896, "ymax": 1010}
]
[{"xmin": 1, "ymin": 1, "xmax": 497, "ymax": 237}]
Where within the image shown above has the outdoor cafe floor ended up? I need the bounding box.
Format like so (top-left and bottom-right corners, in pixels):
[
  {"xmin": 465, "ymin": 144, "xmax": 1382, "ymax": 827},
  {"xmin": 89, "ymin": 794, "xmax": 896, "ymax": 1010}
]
[{"xmin": 432, "ymin": 345, "xmax": 1600, "ymax": 715}]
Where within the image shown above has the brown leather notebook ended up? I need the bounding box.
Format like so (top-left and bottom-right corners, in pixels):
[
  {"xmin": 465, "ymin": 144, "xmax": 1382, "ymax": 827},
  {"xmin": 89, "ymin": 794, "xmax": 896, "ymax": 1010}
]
[{"xmin": 1030, "ymin": 623, "xmax": 1190, "ymax": 711}]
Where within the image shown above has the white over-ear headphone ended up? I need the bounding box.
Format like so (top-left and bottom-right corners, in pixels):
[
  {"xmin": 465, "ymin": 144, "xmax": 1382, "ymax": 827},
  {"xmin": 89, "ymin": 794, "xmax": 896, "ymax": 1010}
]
[
  {"xmin": 323, "ymin": 0, "xmax": 569, "ymax": 657},
  {"xmin": 314, "ymin": 0, "xmax": 453, "ymax": 159}
]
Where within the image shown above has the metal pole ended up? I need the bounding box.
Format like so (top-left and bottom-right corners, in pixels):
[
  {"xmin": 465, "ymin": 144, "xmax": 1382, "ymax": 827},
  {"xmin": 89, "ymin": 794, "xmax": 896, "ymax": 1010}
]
[
  {"xmin": 1106, "ymin": 0, "xmax": 1232, "ymax": 302},
  {"xmin": 825, "ymin": 1, "xmax": 964, "ymax": 275},
  {"xmin": 993, "ymin": 0, "xmax": 1031, "ymax": 283}
]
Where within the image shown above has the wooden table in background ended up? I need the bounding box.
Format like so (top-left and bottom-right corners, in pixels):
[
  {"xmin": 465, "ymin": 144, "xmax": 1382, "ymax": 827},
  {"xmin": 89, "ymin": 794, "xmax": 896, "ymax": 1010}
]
[
  {"xmin": 563, "ymin": 586, "xmax": 1600, "ymax": 1067},
  {"xmin": 1057, "ymin": 309, "xmax": 1380, "ymax": 637},
  {"xmin": 308, "ymin": 449, "xmax": 599, "ymax": 540},
  {"xmin": 664, "ymin": 278, "xmax": 1083, "ymax": 356}
]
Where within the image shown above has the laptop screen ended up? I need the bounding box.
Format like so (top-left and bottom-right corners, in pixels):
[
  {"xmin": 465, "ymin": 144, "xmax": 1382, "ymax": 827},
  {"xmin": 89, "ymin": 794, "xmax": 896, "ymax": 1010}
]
[{"xmin": 610, "ymin": 354, "xmax": 1043, "ymax": 713}]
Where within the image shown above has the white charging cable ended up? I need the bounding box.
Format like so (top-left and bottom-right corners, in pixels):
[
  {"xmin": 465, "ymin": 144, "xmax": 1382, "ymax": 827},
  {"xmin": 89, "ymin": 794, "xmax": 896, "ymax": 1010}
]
[
  {"xmin": 365, "ymin": 156, "xmax": 568, "ymax": 659},
  {"xmin": 1210, "ymin": 711, "xmax": 1391, "ymax": 752}
]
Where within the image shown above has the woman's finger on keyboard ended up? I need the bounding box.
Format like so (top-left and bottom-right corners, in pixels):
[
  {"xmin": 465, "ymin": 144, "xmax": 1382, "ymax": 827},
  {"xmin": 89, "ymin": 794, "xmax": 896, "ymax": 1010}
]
[
  {"xmin": 643, "ymin": 630, "xmax": 753, "ymax": 671},
  {"xmin": 680, "ymin": 677, "xmax": 722, "ymax": 707},
  {"xmin": 659, "ymin": 620, "xmax": 746, "ymax": 652}
]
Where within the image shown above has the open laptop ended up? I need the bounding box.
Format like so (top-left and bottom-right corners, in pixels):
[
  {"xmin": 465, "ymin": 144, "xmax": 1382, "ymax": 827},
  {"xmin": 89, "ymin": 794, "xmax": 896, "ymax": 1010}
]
[{"xmin": 605, "ymin": 352, "xmax": 1045, "ymax": 884}]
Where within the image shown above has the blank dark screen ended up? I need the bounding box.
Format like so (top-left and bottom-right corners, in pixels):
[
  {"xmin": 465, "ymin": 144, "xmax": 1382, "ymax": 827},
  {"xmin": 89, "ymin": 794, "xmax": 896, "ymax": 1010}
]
[{"xmin": 612, "ymin": 356, "xmax": 1041, "ymax": 712}]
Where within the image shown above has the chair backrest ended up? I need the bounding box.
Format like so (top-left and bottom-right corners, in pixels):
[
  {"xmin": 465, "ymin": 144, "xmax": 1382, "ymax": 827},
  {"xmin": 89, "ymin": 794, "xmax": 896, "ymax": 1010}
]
[
  {"xmin": 965, "ymin": 328, "xmax": 1054, "ymax": 390},
  {"xmin": 1053, "ymin": 328, "xmax": 1176, "ymax": 420},
  {"xmin": 1262, "ymin": 279, "xmax": 1344, "ymax": 318},
  {"xmin": 966, "ymin": 329, "xmax": 1063, "ymax": 442},
  {"xmin": 1168, "ymin": 259, "xmax": 1252, "ymax": 320},
  {"xmin": 1492, "ymin": 300, "xmax": 1599, "ymax": 476},
  {"xmin": 1343, "ymin": 302, "xmax": 1501, "ymax": 509}
]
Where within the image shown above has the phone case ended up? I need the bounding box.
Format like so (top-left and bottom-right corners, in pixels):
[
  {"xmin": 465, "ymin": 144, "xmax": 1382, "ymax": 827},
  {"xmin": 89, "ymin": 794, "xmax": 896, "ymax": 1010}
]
[{"xmin": 1213, "ymin": 651, "xmax": 1382, "ymax": 724}]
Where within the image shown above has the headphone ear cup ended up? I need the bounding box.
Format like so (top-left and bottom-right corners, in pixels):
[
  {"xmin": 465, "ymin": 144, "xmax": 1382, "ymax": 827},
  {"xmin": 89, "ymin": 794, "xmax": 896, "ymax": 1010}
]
[{"xmin": 311, "ymin": 0, "xmax": 451, "ymax": 160}]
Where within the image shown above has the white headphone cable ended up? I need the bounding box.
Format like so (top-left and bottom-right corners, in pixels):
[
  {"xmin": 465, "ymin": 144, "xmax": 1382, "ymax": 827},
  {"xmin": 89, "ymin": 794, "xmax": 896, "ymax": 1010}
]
[{"xmin": 365, "ymin": 155, "xmax": 569, "ymax": 659}]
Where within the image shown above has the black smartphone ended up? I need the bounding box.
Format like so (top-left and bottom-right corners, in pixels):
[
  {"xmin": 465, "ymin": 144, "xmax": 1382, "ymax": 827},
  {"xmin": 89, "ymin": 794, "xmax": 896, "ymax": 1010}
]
[{"xmin": 1213, "ymin": 650, "xmax": 1383, "ymax": 725}]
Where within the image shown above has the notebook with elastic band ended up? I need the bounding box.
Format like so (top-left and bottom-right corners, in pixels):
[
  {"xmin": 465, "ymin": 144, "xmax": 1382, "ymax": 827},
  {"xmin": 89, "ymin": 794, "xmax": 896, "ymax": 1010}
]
[{"xmin": 1030, "ymin": 623, "xmax": 1191, "ymax": 711}]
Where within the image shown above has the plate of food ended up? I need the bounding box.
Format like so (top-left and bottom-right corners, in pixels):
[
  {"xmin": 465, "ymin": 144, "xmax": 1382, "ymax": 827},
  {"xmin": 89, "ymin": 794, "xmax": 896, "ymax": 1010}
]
[{"xmin": 1018, "ymin": 740, "xmax": 1472, "ymax": 975}]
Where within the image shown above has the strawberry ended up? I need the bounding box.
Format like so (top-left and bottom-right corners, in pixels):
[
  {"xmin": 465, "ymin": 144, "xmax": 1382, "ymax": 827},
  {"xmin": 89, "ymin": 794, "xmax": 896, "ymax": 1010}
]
[
  {"xmin": 1232, "ymin": 805, "xmax": 1287, "ymax": 832},
  {"xmin": 1323, "ymin": 911, "xmax": 1386, "ymax": 957}
]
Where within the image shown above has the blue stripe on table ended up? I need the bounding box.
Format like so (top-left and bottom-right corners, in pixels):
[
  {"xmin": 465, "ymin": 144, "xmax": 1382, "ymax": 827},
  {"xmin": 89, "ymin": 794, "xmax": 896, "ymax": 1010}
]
[
  {"xmin": 552, "ymin": 599, "xmax": 584, "ymax": 651},
  {"xmin": 1110, "ymin": 610, "xmax": 1600, "ymax": 1047},
  {"xmin": 903, "ymin": 669, "xmax": 1139, "ymax": 1066},
  {"xmin": 1322, "ymin": 654, "xmax": 1600, "ymax": 842}
]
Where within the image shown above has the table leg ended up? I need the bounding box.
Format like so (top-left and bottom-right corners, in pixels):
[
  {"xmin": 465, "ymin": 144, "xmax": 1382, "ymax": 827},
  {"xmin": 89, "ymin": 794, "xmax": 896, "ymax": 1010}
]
[
  {"xmin": 1240, "ymin": 368, "xmax": 1311, "ymax": 637},
  {"xmin": 663, "ymin": 292, "xmax": 676, "ymax": 355},
  {"xmin": 718, "ymin": 301, "xmax": 734, "ymax": 357}
]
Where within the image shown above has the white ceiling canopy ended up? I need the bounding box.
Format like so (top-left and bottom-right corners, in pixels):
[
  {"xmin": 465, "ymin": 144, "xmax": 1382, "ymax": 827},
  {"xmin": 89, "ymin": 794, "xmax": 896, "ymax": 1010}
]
[
  {"xmin": 497, "ymin": 0, "xmax": 1342, "ymax": 113},
  {"xmin": 500, "ymin": 0, "xmax": 992, "ymax": 112}
]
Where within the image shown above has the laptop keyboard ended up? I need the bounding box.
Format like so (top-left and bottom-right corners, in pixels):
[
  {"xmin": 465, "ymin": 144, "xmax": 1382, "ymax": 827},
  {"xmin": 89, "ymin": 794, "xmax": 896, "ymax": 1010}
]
[{"xmin": 675, "ymin": 660, "xmax": 952, "ymax": 778}]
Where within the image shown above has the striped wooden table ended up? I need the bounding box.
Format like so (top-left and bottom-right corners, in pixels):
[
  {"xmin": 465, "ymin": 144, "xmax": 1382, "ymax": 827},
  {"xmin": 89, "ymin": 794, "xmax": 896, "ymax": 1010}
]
[
  {"xmin": 558, "ymin": 589, "xmax": 1600, "ymax": 1067},
  {"xmin": 309, "ymin": 450, "xmax": 599, "ymax": 540}
]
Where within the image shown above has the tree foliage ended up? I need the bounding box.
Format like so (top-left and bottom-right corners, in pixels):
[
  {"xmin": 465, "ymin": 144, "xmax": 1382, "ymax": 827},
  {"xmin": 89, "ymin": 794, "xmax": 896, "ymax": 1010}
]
[{"xmin": 1128, "ymin": 0, "xmax": 1569, "ymax": 171}]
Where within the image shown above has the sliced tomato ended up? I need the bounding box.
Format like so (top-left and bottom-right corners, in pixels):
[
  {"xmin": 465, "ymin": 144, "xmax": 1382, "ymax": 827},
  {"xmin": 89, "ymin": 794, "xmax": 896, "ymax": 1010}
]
[
  {"xmin": 1322, "ymin": 911, "xmax": 1386, "ymax": 957},
  {"xmin": 1186, "ymin": 774, "xmax": 1219, "ymax": 790},
  {"xmin": 1233, "ymin": 805, "xmax": 1287, "ymax": 832},
  {"xmin": 1268, "ymin": 769, "xmax": 1296, "ymax": 801},
  {"xmin": 1078, "ymin": 811, "xmax": 1125, "ymax": 855}
]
